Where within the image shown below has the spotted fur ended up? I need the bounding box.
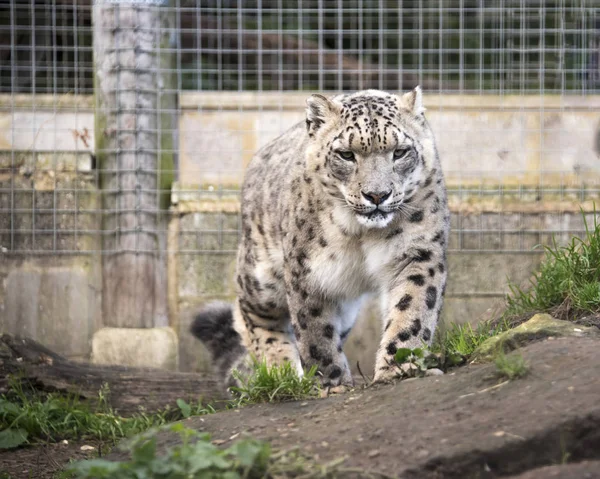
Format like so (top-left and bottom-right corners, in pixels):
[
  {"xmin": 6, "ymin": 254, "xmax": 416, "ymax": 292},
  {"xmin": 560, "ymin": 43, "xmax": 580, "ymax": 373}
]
[{"xmin": 191, "ymin": 87, "xmax": 450, "ymax": 387}]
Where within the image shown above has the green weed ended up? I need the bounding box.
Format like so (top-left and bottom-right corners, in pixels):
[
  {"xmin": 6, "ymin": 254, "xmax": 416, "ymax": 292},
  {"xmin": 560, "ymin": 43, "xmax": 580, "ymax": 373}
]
[
  {"xmin": 65, "ymin": 423, "xmax": 390, "ymax": 479},
  {"xmin": 231, "ymin": 358, "xmax": 320, "ymax": 404},
  {"xmin": 494, "ymin": 352, "xmax": 529, "ymax": 380},
  {"xmin": 393, "ymin": 347, "xmax": 442, "ymax": 377},
  {"xmin": 0, "ymin": 379, "xmax": 213, "ymax": 450},
  {"xmin": 65, "ymin": 423, "xmax": 270, "ymax": 479},
  {"xmin": 505, "ymin": 207, "xmax": 600, "ymax": 319}
]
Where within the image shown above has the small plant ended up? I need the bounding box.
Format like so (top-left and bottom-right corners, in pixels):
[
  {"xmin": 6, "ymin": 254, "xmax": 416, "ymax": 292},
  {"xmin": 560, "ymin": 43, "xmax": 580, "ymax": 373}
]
[
  {"xmin": 65, "ymin": 423, "xmax": 369, "ymax": 479},
  {"xmin": 66, "ymin": 423, "xmax": 271, "ymax": 479},
  {"xmin": 494, "ymin": 352, "xmax": 529, "ymax": 380},
  {"xmin": 505, "ymin": 207, "xmax": 600, "ymax": 320},
  {"xmin": 393, "ymin": 347, "xmax": 442, "ymax": 377},
  {"xmin": 0, "ymin": 379, "xmax": 214, "ymax": 449},
  {"xmin": 559, "ymin": 435, "xmax": 571, "ymax": 465},
  {"xmin": 231, "ymin": 358, "xmax": 320, "ymax": 404}
]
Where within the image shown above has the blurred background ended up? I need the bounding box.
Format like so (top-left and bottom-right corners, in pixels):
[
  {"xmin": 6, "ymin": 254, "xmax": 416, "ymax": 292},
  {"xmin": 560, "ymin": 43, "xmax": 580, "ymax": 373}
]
[{"xmin": 0, "ymin": 0, "xmax": 599, "ymax": 374}]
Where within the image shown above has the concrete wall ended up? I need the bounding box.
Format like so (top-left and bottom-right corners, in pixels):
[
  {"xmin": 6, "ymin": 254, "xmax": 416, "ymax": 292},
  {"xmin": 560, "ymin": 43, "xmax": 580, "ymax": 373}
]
[
  {"xmin": 0, "ymin": 95, "xmax": 99, "ymax": 360},
  {"xmin": 178, "ymin": 92, "xmax": 600, "ymax": 187},
  {"xmin": 0, "ymin": 151, "xmax": 101, "ymax": 361}
]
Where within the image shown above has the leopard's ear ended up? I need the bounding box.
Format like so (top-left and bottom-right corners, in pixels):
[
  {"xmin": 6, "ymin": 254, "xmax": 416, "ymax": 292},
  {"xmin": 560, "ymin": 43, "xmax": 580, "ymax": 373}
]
[
  {"xmin": 305, "ymin": 94, "xmax": 338, "ymax": 137},
  {"xmin": 401, "ymin": 86, "xmax": 426, "ymax": 117}
]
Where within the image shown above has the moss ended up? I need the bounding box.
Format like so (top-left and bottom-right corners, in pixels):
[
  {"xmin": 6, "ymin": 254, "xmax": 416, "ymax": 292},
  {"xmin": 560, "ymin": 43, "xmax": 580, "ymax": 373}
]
[
  {"xmin": 93, "ymin": 73, "xmax": 109, "ymax": 193},
  {"xmin": 472, "ymin": 313, "xmax": 600, "ymax": 361},
  {"xmin": 159, "ymin": 107, "xmax": 175, "ymax": 210},
  {"xmin": 157, "ymin": 9, "xmax": 177, "ymax": 210}
]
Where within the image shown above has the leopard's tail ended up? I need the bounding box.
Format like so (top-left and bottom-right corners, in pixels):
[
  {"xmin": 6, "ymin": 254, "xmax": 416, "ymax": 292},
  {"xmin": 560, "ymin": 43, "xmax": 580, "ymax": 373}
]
[{"xmin": 190, "ymin": 301, "xmax": 247, "ymax": 386}]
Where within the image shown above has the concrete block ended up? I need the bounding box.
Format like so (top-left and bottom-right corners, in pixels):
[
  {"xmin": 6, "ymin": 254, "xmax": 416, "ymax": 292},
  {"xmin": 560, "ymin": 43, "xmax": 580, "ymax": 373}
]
[
  {"xmin": 92, "ymin": 327, "xmax": 178, "ymax": 370},
  {"xmin": 178, "ymin": 94, "xmax": 600, "ymax": 187},
  {"xmin": 177, "ymin": 252, "xmax": 237, "ymax": 299},
  {"xmin": 0, "ymin": 166, "xmax": 99, "ymax": 253},
  {"xmin": 179, "ymin": 111, "xmax": 254, "ymax": 185},
  {"xmin": 2, "ymin": 263, "xmax": 99, "ymax": 358},
  {"xmin": 178, "ymin": 212, "xmax": 240, "ymax": 252},
  {"xmin": 446, "ymin": 252, "xmax": 543, "ymax": 296},
  {"xmin": 0, "ymin": 111, "xmax": 94, "ymax": 152},
  {"xmin": 430, "ymin": 110, "xmax": 530, "ymax": 184},
  {"xmin": 441, "ymin": 296, "xmax": 506, "ymax": 326}
]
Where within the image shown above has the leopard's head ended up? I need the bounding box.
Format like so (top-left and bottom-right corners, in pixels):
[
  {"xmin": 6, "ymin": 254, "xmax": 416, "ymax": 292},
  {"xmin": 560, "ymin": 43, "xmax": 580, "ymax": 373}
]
[{"xmin": 305, "ymin": 87, "xmax": 438, "ymax": 229}]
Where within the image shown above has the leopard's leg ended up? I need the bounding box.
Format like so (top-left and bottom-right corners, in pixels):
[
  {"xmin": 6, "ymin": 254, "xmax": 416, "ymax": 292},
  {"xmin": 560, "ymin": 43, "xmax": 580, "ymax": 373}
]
[
  {"xmin": 232, "ymin": 295, "xmax": 302, "ymax": 379},
  {"xmin": 374, "ymin": 251, "xmax": 448, "ymax": 383},
  {"xmin": 285, "ymin": 286, "xmax": 355, "ymax": 388}
]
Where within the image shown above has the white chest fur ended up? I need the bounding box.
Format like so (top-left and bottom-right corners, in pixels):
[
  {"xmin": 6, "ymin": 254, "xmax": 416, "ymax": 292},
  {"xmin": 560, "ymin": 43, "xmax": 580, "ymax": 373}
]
[
  {"xmin": 362, "ymin": 239, "xmax": 396, "ymax": 278},
  {"xmin": 307, "ymin": 232, "xmax": 398, "ymax": 299},
  {"xmin": 308, "ymin": 242, "xmax": 369, "ymax": 298}
]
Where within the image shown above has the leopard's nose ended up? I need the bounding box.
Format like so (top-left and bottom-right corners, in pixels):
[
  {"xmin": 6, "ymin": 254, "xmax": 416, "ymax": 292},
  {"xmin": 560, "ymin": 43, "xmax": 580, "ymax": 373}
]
[{"xmin": 361, "ymin": 190, "xmax": 391, "ymax": 205}]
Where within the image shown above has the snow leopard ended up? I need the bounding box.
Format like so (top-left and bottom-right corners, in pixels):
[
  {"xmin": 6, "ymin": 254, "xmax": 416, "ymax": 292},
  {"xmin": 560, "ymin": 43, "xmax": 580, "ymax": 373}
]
[{"xmin": 191, "ymin": 87, "xmax": 449, "ymax": 388}]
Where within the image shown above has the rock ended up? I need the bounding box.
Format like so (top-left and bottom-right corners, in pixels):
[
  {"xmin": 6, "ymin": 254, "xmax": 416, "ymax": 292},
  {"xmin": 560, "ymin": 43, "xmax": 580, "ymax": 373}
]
[
  {"xmin": 425, "ymin": 368, "xmax": 444, "ymax": 376},
  {"xmin": 508, "ymin": 461, "xmax": 600, "ymax": 478},
  {"xmin": 472, "ymin": 313, "xmax": 600, "ymax": 361}
]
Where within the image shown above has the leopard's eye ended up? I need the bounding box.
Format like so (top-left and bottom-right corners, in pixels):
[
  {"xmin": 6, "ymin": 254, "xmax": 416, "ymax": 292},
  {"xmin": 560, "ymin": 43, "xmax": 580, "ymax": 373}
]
[
  {"xmin": 393, "ymin": 147, "xmax": 412, "ymax": 160},
  {"xmin": 336, "ymin": 150, "xmax": 355, "ymax": 161}
]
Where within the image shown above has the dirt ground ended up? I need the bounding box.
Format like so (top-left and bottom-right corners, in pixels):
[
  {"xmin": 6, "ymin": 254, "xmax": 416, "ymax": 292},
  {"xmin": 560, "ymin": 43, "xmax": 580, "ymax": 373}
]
[
  {"xmin": 116, "ymin": 336, "xmax": 600, "ymax": 478},
  {"xmin": 2, "ymin": 336, "xmax": 600, "ymax": 478},
  {"xmin": 0, "ymin": 439, "xmax": 102, "ymax": 479}
]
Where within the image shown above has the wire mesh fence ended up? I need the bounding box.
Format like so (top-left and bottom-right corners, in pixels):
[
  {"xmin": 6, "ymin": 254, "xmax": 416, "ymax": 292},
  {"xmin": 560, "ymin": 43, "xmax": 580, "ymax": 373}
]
[
  {"xmin": 3, "ymin": 1, "xmax": 600, "ymax": 94},
  {"xmin": 1, "ymin": 1, "xmax": 600, "ymax": 337}
]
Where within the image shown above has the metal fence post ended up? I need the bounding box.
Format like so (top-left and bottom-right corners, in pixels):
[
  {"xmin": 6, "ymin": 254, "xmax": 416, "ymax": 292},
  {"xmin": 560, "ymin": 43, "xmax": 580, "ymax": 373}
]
[{"xmin": 93, "ymin": 0, "xmax": 175, "ymax": 329}]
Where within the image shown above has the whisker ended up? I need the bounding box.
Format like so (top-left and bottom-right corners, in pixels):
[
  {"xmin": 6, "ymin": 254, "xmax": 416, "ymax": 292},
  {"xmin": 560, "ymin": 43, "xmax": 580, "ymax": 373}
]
[
  {"xmin": 336, "ymin": 197, "xmax": 357, "ymax": 213},
  {"xmin": 399, "ymin": 202, "xmax": 419, "ymax": 212}
]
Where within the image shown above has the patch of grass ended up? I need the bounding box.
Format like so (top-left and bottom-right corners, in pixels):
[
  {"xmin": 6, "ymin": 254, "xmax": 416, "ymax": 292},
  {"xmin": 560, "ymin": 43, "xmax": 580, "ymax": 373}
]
[
  {"xmin": 494, "ymin": 352, "xmax": 529, "ymax": 380},
  {"xmin": 231, "ymin": 358, "xmax": 320, "ymax": 404},
  {"xmin": 431, "ymin": 207, "xmax": 600, "ymax": 367},
  {"xmin": 65, "ymin": 423, "xmax": 392, "ymax": 479},
  {"xmin": 0, "ymin": 379, "xmax": 214, "ymax": 450},
  {"xmin": 65, "ymin": 423, "xmax": 271, "ymax": 479},
  {"xmin": 505, "ymin": 207, "xmax": 600, "ymax": 319},
  {"xmin": 440, "ymin": 322, "xmax": 493, "ymax": 357},
  {"xmin": 433, "ymin": 319, "xmax": 510, "ymax": 364}
]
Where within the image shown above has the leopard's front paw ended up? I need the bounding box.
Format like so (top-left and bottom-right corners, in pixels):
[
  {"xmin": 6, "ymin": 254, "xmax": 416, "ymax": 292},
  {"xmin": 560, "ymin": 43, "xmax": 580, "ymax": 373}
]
[
  {"xmin": 372, "ymin": 363, "xmax": 402, "ymax": 384},
  {"xmin": 315, "ymin": 362, "xmax": 354, "ymax": 388},
  {"xmin": 319, "ymin": 383, "xmax": 354, "ymax": 398}
]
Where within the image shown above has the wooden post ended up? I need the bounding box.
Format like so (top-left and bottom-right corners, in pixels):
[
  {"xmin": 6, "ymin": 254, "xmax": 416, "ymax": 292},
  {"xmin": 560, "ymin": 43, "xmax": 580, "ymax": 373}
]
[{"xmin": 93, "ymin": 0, "xmax": 175, "ymax": 328}]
